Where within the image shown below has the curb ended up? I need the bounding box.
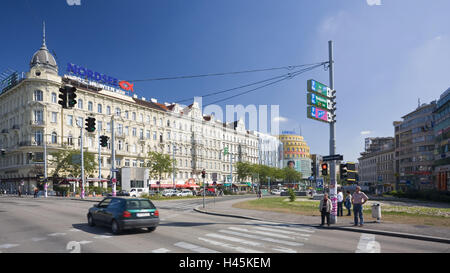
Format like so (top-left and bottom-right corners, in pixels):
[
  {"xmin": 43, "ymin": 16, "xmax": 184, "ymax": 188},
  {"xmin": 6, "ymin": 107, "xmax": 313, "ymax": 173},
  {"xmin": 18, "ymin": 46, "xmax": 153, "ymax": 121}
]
[
  {"xmin": 70, "ymin": 198, "xmax": 101, "ymax": 203},
  {"xmin": 194, "ymin": 207, "xmax": 450, "ymax": 245}
]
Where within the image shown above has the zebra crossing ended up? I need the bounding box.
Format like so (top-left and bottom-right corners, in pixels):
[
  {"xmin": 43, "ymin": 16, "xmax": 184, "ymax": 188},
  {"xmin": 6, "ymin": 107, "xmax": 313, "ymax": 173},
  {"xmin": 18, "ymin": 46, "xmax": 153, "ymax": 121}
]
[
  {"xmin": 154, "ymin": 199, "xmax": 211, "ymax": 211},
  {"xmin": 151, "ymin": 220, "xmax": 317, "ymax": 253}
]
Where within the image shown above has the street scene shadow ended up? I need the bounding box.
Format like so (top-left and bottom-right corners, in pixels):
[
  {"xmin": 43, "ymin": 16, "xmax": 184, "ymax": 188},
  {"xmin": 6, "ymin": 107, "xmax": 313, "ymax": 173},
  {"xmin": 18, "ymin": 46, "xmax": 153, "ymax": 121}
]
[
  {"xmin": 159, "ymin": 222, "xmax": 215, "ymax": 227},
  {"xmin": 72, "ymin": 223, "xmax": 155, "ymax": 236}
]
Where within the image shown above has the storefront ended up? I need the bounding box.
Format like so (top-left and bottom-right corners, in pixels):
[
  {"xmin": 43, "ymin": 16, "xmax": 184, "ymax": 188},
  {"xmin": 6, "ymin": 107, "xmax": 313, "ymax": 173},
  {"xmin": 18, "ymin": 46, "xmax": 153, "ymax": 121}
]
[{"xmin": 435, "ymin": 165, "xmax": 450, "ymax": 191}]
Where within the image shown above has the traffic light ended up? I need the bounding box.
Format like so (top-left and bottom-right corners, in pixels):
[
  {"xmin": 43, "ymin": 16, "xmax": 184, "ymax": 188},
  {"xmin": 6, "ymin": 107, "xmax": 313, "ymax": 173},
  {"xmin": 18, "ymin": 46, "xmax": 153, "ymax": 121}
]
[
  {"xmin": 58, "ymin": 87, "xmax": 68, "ymax": 109},
  {"xmin": 67, "ymin": 85, "xmax": 77, "ymax": 108},
  {"xmin": 321, "ymin": 163, "xmax": 328, "ymax": 176},
  {"xmin": 85, "ymin": 117, "xmax": 96, "ymax": 132},
  {"xmin": 201, "ymin": 169, "xmax": 206, "ymax": 179},
  {"xmin": 311, "ymin": 162, "xmax": 316, "ymax": 177},
  {"xmin": 339, "ymin": 163, "xmax": 348, "ymax": 179},
  {"xmin": 100, "ymin": 135, "xmax": 109, "ymax": 147},
  {"xmin": 1, "ymin": 149, "xmax": 5, "ymax": 157},
  {"xmin": 345, "ymin": 163, "xmax": 357, "ymax": 183}
]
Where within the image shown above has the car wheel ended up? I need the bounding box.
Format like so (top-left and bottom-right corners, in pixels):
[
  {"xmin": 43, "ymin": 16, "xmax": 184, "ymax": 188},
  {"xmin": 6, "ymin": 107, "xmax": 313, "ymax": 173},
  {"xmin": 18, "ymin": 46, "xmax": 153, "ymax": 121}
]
[
  {"xmin": 87, "ymin": 214, "xmax": 95, "ymax": 227},
  {"xmin": 147, "ymin": 227, "xmax": 156, "ymax": 232},
  {"xmin": 111, "ymin": 220, "xmax": 121, "ymax": 235}
]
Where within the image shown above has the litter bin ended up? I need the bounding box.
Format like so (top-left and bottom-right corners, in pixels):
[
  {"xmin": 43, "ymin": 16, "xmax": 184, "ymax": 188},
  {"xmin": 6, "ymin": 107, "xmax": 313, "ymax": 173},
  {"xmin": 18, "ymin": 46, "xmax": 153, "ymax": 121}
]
[{"xmin": 371, "ymin": 203, "xmax": 381, "ymax": 222}]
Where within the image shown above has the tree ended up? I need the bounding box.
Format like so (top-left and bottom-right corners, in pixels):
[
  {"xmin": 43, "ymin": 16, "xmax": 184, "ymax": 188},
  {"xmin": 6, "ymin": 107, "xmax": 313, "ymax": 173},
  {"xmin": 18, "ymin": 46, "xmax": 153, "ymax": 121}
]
[
  {"xmin": 49, "ymin": 148, "xmax": 97, "ymax": 178},
  {"xmin": 283, "ymin": 167, "xmax": 302, "ymax": 183},
  {"xmin": 147, "ymin": 151, "xmax": 176, "ymax": 181},
  {"xmin": 236, "ymin": 162, "xmax": 253, "ymax": 182}
]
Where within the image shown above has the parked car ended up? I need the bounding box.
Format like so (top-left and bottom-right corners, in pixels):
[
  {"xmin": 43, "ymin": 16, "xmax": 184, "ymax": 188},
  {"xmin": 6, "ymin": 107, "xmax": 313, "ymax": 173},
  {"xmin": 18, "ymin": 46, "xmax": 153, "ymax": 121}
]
[
  {"xmin": 87, "ymin": 197, "xmax": 160, "ymax": 235},
  {"xmin": 129, "ymin": 188, "xmax": 148, "ymax": 197},
  {"xmin": 179, "ymin": 189, "xmax": 193, "ymax": 197},
  {"xmin": 162, "ymin": 189, "xmax": 180, "ymax": 197},
  {"xmin": 271, "ymin": 189, "xmax": 282, "ymax": 195}
]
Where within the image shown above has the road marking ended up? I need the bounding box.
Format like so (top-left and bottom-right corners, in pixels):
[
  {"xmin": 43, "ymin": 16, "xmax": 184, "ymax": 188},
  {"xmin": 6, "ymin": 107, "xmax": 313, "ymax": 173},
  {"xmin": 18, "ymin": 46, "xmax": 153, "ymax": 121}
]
[
  {"xmin": 355, "ymin": 233, "xmax": 381, "ymax": 253},
  {"xmin": 246, "ymin": 221, "xmax": 316, "ymax": 233},
  {"xmin": 198, "ymin": 237, "xmax": 263, "ymax": 253},
  {"xmin": 228, "ymin": 227, "xmax": 308, "ymax": 240},
  {"xmin": 174, "ymin": 241, "xmax": 220, "ymax": 253},
  {"xmin": 93, "ymin": 235, "xmax": 112, "ymax": 239},
  {"xmin": 31, "ymin": 237, "xmax": 47, "ymax": 242},
  {"xmin": 152, "ymin": 248, "xmax": 171, "ymax": 253},
  {"xmin": 0, "ymin": 244, "xmax": 19, "ymax": 249},
  {"xmin": 253, "ymin": 226, "xmax": 311, "ymax": 237},
  {"xmin": 69, "ymin": 228, "xmax": 81, "ymax": 232},
  {"xmin": 272, "ymin": 247, "xmax": 297, "ymax": 253},
  {"xmin": 219, "ymin": 229, "xmax": 304, "ymax": 247},
  {"xmin": 205, "ymin": 233, "xmax": 262, "ymax": 247},
  {"xmin": 48, "ymin": 233, "xmax": 66, "ymax": 237},
  {"xmin": 79, "ymin": 241, "xmax": 92, "ymax": 245}
]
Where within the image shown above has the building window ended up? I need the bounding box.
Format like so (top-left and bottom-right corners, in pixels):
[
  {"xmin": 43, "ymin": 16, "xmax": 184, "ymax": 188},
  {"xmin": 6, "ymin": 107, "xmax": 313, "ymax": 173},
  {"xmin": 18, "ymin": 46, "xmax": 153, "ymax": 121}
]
[
  {"xmin": 67, "ymin": 115, "xmax": 73, "ymax": 126},
  {"xmin": 34, "ymin": 130, "xmax": 43, "ymax": 145},
  {"xmin": 125, "ymin": 111, "xmax": 129, "ymax": 119},
  {"xmin": 106, "ymin": 106, "xmax": 111, "ymax": 115},
  {"xmin": 97, "ymin": 104, "xmax": 102, "ymax": 113},
  {"xmin": 51, "ymin": 132, "xmax": 57, "ymax": 144},
  {"xmin": 132, "ymin": 128, "xmax": 137, "ymax": 137},
  {"xmin": 115, "ymin": 107, "xmax": 121, "ymax": 116},
  {"xmin": 34, "ymin": 90, "xmax": 43, "ymax": 101},
  {"xmin": 51, "ymin": 112, "xmax": 57, "ymax": 123},
  {"xmin": 132, "ymin": 112, "xmax": 136, "ymax": 121},
  {"xmin": 88, "ymin": 101, "xmax": 93, "ymax": 111},
  {"xmin": 78, "ymin": 99, "xmax": 83, "ymax": 109},
  {"xmin": 51, "ymin": 92, "xmax": 57, "ymax": 103},
  {"xmin": 34, "ymin": 110, "xmax": 43, "ymax": 122}
]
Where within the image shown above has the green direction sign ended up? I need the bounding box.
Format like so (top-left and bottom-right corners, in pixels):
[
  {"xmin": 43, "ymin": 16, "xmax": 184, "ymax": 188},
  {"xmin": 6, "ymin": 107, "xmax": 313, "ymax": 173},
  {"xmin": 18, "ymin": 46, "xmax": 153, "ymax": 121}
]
[
  {"xmin": 224, "ymin": 147, "xmax": 229, "ymax": 155},
  {"xmin": 307, "ymin": 93, "xmax": 332, "ymax": 110},
  {"xmin": 307, "ymin": 79, "xmax": 332, "ymax": 98}
]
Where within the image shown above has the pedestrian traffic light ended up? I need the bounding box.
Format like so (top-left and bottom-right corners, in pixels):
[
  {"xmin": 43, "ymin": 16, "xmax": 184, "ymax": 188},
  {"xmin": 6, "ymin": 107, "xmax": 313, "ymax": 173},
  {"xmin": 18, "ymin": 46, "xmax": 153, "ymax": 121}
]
[
  {"xmin": 201, "ymin": 169, "xmax": 206, "ymax": 179},
  {"xmin": 321, "ymin": 163, "xmax": 328, "ymax": 176},
  {"xmin": 339, "ymin": 163, "xmax": 348, "ymax": 179},
  {"xmin": 66, "ymin": 85, "xmax": 77, "ymax": 108},
  {"xmin": 58, "ymin": 87, "xmax": 68, "ymax": 108},
  {"xmin": 100, "ymin": 135, "xmax": 109, "ymax": 147},
  {"xmin": 85, "ymin": 117, "xmax": 96, "ymax": 132}
]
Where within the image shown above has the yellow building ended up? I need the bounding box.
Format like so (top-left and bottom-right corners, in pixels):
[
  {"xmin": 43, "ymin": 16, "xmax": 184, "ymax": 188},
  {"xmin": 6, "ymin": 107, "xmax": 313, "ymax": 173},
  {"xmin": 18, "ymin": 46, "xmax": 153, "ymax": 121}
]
[{"xmin": 278, "ymin": 131, "xmax": 312, "ymax": 179}]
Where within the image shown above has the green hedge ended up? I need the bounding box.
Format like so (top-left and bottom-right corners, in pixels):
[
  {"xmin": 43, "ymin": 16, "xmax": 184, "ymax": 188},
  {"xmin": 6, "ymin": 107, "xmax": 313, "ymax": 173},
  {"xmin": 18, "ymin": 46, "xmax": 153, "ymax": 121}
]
[{"xmin": 386, "ymin": 189, "xmax": 450, "ymax": 203}]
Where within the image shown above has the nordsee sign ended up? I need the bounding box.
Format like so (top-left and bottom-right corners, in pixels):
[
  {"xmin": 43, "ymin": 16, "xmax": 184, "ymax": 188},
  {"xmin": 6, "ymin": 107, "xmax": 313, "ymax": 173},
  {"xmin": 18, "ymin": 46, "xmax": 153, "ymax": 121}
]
[{"xmin": 66, "ymin": 63, "xmax": 134, "ymax": 93}]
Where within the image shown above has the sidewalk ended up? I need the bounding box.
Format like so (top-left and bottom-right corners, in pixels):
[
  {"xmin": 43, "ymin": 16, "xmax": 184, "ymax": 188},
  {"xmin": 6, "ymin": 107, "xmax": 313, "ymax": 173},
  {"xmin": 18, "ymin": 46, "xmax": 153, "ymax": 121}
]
[{"xmin": 194, "ymin": 196, "xmax": 450, "ymax": 244}]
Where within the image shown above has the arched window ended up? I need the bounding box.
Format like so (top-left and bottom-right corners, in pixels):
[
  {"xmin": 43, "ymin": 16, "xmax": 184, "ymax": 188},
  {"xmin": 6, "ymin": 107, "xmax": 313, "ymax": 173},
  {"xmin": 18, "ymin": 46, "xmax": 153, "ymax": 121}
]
[
  {"xmin": 51, "ymin": 132, "xmax": 57, "ymax": 144},
  {"xmin": 88, "ymin": 101, "xmax": 93, "ymax": 111},
  {"xmin": 115, "ymin": 107, "xmax": 121, "ymax": 116},
  {"xmin": 97, "ymin": 104, "xmax": 102, "ymax": 113},
  {"xmin": 78, "ymin": 99, "xmax": 83, "ymax": 109},
  {"xmin": 51, "ymin": 92, "xmax": 57, "ymax": 103},
  {"xmin": 106, "ymin": 106, "xmax": 111, "ymax": 115},
  {"xmin": 34, "ymin": 90, "xmax": 43, "ymax": 101}
]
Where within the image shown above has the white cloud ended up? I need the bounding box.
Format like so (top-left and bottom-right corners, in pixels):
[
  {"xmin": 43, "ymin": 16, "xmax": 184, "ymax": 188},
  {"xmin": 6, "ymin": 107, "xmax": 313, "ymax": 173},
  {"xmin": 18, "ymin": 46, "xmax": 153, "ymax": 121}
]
[
  {"xmin": 273, "ymin": 116, "xmax": 289, "ymax": 123},
  {"xmin": 360, "ymin": 130, "xmax": 372, "ymax": 135}
]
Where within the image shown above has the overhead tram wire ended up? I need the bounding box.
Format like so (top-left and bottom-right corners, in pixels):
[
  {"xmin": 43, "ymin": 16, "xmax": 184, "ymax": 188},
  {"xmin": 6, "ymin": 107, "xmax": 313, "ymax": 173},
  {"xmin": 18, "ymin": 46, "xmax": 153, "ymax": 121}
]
[
  {"xmin": 126, "ymin": 62, "xmax": 328, "ymax": 82},
  {"xmin": 202, "ymin": 62, "xmax": 325, "ymax": 107},
  {"xmin": 174, "ymin": 61, "xmax": 329, "ymax": 104}
]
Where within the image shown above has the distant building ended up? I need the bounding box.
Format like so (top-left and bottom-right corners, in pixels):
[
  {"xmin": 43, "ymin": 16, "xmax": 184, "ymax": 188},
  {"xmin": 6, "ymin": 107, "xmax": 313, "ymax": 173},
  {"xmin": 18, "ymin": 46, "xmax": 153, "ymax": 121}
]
[
  {"xmin": 359, "ymin": 137, "xmax": 395, "ymax": 193},
  {"xmin": 394, "ymin": 101, "xmax": 436, "ymax": 191},
  {"xmin": 278, "ymin": 131, "xmax": 312, "ymax": 179},
  {"xmin": 254, "ymin": 131, "xmax": 283, "ymax": 169},
  {"xmin": 433, "ymin": 87, "xmax": 450, "ymax": 192}
]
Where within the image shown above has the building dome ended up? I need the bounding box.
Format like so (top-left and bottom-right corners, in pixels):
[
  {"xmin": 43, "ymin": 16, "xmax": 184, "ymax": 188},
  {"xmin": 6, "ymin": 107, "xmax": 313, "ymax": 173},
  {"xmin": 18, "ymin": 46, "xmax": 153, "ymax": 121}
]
[{"xmin": 29, "ymin": 22, "xmax": 58, "ymax": 74}]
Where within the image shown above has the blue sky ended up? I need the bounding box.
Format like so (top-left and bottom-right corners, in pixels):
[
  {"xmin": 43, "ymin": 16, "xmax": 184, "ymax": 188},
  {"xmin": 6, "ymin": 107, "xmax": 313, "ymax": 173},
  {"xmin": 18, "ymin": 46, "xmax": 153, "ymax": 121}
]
[{"xmin": 1, "ymin": 0, "xmax": 449, "ymax": 162}]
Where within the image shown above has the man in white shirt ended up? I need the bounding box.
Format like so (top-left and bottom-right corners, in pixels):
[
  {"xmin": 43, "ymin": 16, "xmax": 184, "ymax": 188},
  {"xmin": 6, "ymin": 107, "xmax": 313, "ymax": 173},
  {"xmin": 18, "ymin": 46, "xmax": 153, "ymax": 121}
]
[{"xmin": 337, "ymin": 189, "xmax": 344, "ymax": 217}]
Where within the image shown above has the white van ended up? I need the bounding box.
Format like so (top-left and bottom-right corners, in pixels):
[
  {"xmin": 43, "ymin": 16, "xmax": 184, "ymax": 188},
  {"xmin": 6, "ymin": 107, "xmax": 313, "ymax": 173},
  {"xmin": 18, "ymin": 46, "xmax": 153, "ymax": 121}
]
[{"xmin": 129, "ymin": 188, "xmax": 149, "ymax": 197}]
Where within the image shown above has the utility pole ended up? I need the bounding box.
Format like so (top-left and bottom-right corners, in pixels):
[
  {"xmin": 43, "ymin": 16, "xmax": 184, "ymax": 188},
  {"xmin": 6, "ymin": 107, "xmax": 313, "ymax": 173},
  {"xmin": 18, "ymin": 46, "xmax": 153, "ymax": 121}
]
[
  {"xmin": 44, "ymin": 132, "xmax": 48, "ymax": 198},
  {"xmin": 98, "ymin": 132, "xmax": 101, "ymax": 180},
  {"xmin": 328, "ymin": 40, "xmax": 337, "ymax": 224},
  {"xmin": 111, "ymin": 116, "xmax": 116, "ymax": 197},
  {"xmin": 80, "ymin": 125, "xmax": 85, "ymax": 200},
  {"xmin": 172, "ymin": 143, "xmax": 177, "ymax": 190}
]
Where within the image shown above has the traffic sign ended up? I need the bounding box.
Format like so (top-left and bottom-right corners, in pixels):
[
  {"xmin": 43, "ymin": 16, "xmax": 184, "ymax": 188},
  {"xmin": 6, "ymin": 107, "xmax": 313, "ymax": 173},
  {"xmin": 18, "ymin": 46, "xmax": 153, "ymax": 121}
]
[
  {"xmin": 323, "ymin": 154, "xmax": 343, "ymax": 161},
  {"xmin": 110, "ymin": 168, "xmax": 119, "ymax": 172},
  {"xmin": 307, "ymin": 93, "xmax": 332, "ymax": 110},
  {"xmin": 307, "ymin": 79, "xmax": 332, "ymax": 98},
  {"xmin": 307, "ymin": 106, "xmax": 333, "ymax": 123}
]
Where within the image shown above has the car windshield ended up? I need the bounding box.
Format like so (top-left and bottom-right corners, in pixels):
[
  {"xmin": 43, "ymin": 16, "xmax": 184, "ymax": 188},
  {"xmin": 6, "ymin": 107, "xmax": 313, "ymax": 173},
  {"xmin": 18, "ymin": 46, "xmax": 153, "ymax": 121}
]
[{"xmin": 126, "ymin": 200, "xmax": 156, "ymax": 210}]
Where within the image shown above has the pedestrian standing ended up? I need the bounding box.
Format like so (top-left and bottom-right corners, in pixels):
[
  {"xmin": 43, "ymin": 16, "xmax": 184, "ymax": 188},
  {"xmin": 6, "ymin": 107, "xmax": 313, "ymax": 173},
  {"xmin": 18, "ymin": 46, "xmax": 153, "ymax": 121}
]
[
  {"xmin": 18, "ymin": 188, "xmax": 22, "ymax": 198},
  {"xmin": 344, "ymin": 190, "xmax": 352, "ymax": 216},
  {"xmin": 352, "ymin": 186, "xmax": 369, "ymax": 227},
  {"xmin": 34, "ymin": 188, "xmax": 38, "ymax": 198},
  {"xmin": 319, "ymin": 193, "xmax": 332, "ymax": 227},
  {"xmin": 337, "ymin": 189, "xmax": 344, "ymax": 216}
]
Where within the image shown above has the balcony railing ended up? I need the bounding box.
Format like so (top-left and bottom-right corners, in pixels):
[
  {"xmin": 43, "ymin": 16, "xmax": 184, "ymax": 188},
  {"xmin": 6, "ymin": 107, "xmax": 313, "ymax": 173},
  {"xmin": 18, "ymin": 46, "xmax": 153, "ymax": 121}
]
[{"xmin": 30, "ymin": 120, "xmax": 45, "ymax": 126}]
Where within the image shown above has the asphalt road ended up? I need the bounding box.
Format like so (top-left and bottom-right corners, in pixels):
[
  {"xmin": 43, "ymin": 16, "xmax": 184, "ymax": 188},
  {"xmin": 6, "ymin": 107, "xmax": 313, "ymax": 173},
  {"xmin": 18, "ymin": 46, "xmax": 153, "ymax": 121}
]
[{"xmin": 0, "ymin": 196, "xmax": 449, "ymax": 253}]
